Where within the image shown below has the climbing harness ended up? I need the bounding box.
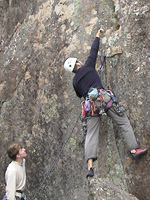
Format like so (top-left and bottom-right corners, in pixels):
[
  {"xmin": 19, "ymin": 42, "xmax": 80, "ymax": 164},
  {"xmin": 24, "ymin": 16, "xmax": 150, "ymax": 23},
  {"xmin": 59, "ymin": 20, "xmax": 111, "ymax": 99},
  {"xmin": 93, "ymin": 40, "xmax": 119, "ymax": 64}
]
[
  {"xmin": 30, "ymin": 113, "xmax": 81, "ymax": 200},
  {"xmin": 81, "ymin": 88, "xmax": 116, "ymax": 119},
  {"xmin": 2, "ymin": 194, "xmax": 26, "ymax": 200},
  {"xmin": 81, "ymin": 88, "xmax": 125, "ymax": 118}
]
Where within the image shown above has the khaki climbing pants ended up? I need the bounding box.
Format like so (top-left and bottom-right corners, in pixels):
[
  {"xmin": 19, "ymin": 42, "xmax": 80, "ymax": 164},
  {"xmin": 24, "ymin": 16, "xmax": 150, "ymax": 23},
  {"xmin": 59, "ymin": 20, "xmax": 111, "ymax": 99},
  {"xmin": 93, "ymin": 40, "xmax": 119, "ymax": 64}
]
[{"xmin": 85, "ymin": 104, "xmax": 139, "ymax": 162}]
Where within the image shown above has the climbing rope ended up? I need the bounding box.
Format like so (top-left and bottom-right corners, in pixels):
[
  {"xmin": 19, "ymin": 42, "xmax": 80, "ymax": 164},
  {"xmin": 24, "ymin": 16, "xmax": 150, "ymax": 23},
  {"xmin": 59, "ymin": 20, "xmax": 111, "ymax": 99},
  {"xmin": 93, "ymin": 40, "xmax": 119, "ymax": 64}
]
[{"xmin": 30, "ymin": 112, "xmax": 81, "ymax": 200}]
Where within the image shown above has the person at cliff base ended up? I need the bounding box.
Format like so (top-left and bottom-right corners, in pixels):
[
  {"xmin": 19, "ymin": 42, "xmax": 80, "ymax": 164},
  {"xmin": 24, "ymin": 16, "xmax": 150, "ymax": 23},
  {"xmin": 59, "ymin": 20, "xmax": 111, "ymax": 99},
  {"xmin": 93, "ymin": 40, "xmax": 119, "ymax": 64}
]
[
  {"xmin": 3, "ymin": 143, "xmax": 27, "ymax": 200},
  {"xmin": 63, "ymin": 28, "xmax": 148, "ymax": 178}
]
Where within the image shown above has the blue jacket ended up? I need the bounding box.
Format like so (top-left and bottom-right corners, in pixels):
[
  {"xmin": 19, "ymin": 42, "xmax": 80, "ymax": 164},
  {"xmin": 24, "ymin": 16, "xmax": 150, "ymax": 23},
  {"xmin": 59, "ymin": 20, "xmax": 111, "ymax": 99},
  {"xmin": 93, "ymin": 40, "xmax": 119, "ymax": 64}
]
[{"xmin": 73, "ymin": 37, "xmax": 103, "ymax": 98}]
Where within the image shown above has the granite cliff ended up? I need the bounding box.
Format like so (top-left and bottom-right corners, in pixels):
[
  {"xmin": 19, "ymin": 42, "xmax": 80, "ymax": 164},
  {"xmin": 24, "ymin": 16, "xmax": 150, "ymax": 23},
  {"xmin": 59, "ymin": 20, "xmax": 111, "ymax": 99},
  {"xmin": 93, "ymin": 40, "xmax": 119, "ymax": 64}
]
[{"xmin": 0, "ymin": 0, "xmax": 150, "ymax": 199}]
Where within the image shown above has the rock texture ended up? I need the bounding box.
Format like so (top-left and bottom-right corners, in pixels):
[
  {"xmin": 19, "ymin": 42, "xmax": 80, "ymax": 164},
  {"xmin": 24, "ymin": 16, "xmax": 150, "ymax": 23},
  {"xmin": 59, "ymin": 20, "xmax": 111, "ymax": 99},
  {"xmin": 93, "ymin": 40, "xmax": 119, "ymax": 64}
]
[
  {"xmin": 0, "ymin": 0, "xmax": 150, "ymax": 200},
  {"xmin": 88, "ymin": 178, "xmax": 139, "ymax": 200}
]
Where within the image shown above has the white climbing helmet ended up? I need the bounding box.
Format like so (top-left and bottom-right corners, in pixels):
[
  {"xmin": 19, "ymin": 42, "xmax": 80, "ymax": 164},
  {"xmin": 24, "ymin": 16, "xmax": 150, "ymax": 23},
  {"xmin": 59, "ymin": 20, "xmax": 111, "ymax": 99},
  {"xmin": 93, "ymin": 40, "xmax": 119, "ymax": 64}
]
[{"xmin": 64, "ymin": 57, "xmax": 77, "ymax": 72}]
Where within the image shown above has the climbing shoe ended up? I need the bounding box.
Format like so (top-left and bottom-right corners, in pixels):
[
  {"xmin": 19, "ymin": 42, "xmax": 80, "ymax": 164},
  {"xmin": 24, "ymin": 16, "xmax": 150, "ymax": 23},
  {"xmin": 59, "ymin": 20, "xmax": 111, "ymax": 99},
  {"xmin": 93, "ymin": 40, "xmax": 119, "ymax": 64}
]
[
  {"xmin": 131, "ymin": 148, "xmax": 148, "ymax": 159},
  {"xmin": 86, "ymin": 168, "xmax": 94, "ymax": 178}
]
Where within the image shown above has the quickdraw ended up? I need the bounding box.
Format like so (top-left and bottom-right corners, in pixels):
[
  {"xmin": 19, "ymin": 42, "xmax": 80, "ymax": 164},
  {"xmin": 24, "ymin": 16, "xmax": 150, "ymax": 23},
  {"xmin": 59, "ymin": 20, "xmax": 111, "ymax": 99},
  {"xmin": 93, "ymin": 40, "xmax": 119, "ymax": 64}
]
[{"xmin": 98, "ymin": 50, "xmax": 106, "ymax": 72}]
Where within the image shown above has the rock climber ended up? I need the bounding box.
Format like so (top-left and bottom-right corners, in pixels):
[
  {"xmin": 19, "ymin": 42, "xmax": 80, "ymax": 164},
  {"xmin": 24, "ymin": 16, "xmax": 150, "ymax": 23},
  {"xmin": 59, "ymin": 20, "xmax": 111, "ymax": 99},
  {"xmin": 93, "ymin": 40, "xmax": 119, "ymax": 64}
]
[{"xmin": 64, "ymin": 28, "xmax": 148, "ymax": 178}]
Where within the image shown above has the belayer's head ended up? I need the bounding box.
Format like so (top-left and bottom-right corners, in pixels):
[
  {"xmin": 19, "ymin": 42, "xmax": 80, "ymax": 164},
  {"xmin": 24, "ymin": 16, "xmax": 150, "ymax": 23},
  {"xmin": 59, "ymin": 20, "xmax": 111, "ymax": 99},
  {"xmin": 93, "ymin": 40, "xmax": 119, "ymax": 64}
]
[
  {"xmin": 64, "ymin": 58, "xmax": 83, "ymax": 73},
  {"xmin": 7, "ymin": 143, "xmax": 27, "ymax": 161}
]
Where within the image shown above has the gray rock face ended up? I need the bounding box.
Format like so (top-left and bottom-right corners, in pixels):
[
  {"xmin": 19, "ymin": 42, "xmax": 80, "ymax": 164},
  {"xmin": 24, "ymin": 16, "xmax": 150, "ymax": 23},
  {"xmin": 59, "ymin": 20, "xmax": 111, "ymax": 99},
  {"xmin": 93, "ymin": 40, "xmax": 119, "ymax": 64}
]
[
  {"xmin": 0, "ymin": 0, "xmax": 149, "ymax": 200},
  {"xmin": 88, "ymin": 178, "xmax": 139, "ymax": 200}
]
